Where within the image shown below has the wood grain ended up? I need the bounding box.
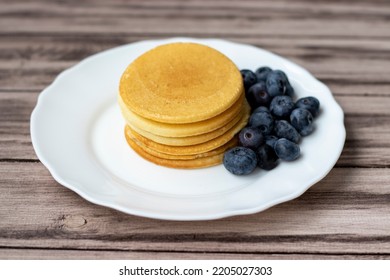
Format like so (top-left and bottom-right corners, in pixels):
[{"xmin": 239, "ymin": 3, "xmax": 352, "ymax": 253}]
[
  {"xmin": 0, "ymin": 1, "xmax": 389, "ymax": 37},
  {"xmin": 1, "ymin": 249, "xmax": 389, "ymax": 260},
  {"xmin": 1, "ymin": 35, "xmax": 390, "ymax": 94},
  {"xmin": 0, "ymin": 162, "xmax": 389, "ymax": 255},
  {"xmin": 0, "ymin": 0, "xmax": 389, "ymax": 259}
]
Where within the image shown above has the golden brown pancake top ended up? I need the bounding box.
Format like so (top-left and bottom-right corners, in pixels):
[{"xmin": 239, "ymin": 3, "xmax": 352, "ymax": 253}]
[{"xmin": 119, "ymin": 42, "xmax": 243, "ymax": 124}]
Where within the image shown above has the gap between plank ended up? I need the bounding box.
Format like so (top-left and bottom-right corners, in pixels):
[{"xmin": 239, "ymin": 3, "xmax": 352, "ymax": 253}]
[
  {"xmin": 0, "ymin": 246, "xmax": 389, "ymax": 257},
  {"xmin": 1, "ymin": 32, "xmax": 390, "ymax": 40}
]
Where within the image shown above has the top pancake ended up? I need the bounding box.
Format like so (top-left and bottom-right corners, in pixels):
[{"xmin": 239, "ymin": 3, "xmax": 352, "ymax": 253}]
[{"xmin": 119, "ymin": 42, "xmax": 243, "ymax": 124}]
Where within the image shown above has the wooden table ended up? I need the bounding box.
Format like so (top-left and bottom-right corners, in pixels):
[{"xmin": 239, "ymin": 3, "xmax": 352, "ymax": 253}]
[{"xmin": 1, "ymin": 0, "xmax": 389, "ymax": 260}]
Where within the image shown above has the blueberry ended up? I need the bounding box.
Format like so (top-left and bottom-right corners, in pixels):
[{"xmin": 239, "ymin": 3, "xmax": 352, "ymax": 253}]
[
  {"xmin": 240, "ymin": 69, "xmax": 257, "ymax": 92},
  {"xmin": 274, "ymin": 70, "xmax": 292, "ymax": 84},
  {"xmin": 270, "ymin": 95, "xmax": 295, "ymax": 119},
  {"xmin": 274, "ymin": 120, "xmax": 301, "ymax": 143},
  {"xmin": 274, "ymin": 70, "xmax": 295, "ymax": 97},
  {"xmin": 295, "ymin": 96, "xmax": 320, "ymax": 117},
  {"xmin": 266, "ymin": 70, "xmax": 287, "ymax": 97},
  {"xmin": 255, "ymin": 67, "xmax": 272, "ymax": 82},
  {"xmin": 273, "ymin": 70, "xmax": 289, "ymax": 82},
  {"xmin": 248, "ymin": 111, "xmax": 274, "ymax": 135},
  {"xmin": 223, "ymin": 147, "xmax": 258, "ymax": 175},
  {"xmin": 238, "ymin": 127, "xmax": 264, "ymax": 150},
  {"xmin": 265, "ymin": 135, "xmax": 278, "ymax": 149},
  {"xmin": 252, "ymin": 106, "xmax": 270, "ymax": 114},
  {"xmin": 290, "ymin": 108, "xmax": 314, "ymax": 136},
  {"xmin": 256, "ymin": 144, "xmax": 278, "ymax": 170},
  {"xmin": 285, "ymin": 83, "xmax": 295, "ymax": 97},
  {"xmin": 274, "ymin": 138, "xmax": 300, "ymax": 161},
  {"xmin": 247, "ymin": 82, "xmax": 271, "ymax": 109}
]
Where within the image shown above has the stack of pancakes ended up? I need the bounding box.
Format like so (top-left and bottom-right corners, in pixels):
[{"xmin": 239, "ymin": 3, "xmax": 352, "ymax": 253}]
[{"xmin": 119, "ymin": 42, "xmax": 249, "ymax": 168}]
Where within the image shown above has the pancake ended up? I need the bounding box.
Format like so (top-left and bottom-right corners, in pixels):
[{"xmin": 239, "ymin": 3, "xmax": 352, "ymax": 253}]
[
  {"xmin": 125, "ymin": 135, "xmax": 224, "ymax": 169},
  {"xmin": 124, "ymin": 101, "xmax": 250, "ymax": 155},
  {"xmin": 118, "ymin": 93, "xmax": 244, "ymax": 137},
  {"xmin": 128, "ymin": 104, "xmax": 244, "ymax": 146},
  {"xmin": 127, "ymin": 130, "xmax": 237, "ymax": 160},
  {"xmin": 119, "ymin": 42, "xmax": 244, "ymax": 124}
]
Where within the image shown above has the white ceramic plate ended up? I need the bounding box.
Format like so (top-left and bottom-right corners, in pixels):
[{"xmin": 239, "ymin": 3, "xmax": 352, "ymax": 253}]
[{"xmin": 31, "ymin": 38, "xmax": 345, "ymax": 221}]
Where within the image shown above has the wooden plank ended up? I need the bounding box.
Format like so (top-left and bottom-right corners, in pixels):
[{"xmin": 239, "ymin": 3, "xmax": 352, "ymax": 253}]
[
  {"xmin": 1, "ymin": 35, "xmax": 390, "ymax": 92},
  {"xmin": 1, "ymin": 91, "xmax": 390, "ymax": 167},
  {"xmin": 0, "ymin": 91, "xmax": 36, "ymax": 160},
  {"xmin": 0, "ymin": 0, "xmax": 389, "ymax": 38},
  {"xmin": 0, "ymin": 249, "xmax": 388, "ymax": 260},
  {"xmin": 0, "ymin": 162, "xmax": 389, "ymax": 254},
  {"xmin": 0, "ymin": 16, "xmax": 387, "ymax": 39},
  {"xmin": 3, "ymin": 0, "xmax": 390, "ymax": 22}
]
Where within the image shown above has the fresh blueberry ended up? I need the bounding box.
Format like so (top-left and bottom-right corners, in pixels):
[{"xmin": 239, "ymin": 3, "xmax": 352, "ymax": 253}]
[
  {"xmin": 266, "ymin": 70, "xmax": 288, "ymax": 97},
  {"xmin": 272, "ymin": 69, "xmax": 285, "ymax": 77},
  {"xmin": 240, "ymin": 69, "xmax": 257, "ymax": 92},
  {"xmin": 273, "ymin": 70, "xmax": 289, "ymax": 82},
  {"xmin": 252, "ymin": 106, "xmax": 270, "ymax": 114},
  {"xmin": 274, "ymin": 120, "xmax": 301, "ymax": 143},
  {"xmin": 295, "ymin": 96, "xmax": 320, "ymax": 117},
  {"xmin": 290, "ymin": 108, "xmax": 314, "ymax": 136},
  {"xmin": 238, "ymin": 127, "xmax": 264, "ymax": 150},
  {"xmin": 274, "ymin": 138, "xmax": 300, "ymax": 161},
  {"xmin": 270, "ymin": 95, "xmax": 295, "ymax": 119},
  {"xmin": 285, "ymin": 83, "xmax": 295, "ymax": 97},
  {"xmin": 223, "ymin": 147, "xmax": 258, "ymax": 175},
  {"xmin": 247, "ymin": 82, "xmax": 271, "ymax": 109},
  {"xmin": 248, "ymin": 111, "xmax": 274, "ymax": 135},
  {"xmin": 255, "ymin": 66, "xmax": 272, "ymax": 82},
  {"xmin": 265, "ymin": 135, "xmax": 278, "ymax": 149},
  {"xmin": 274, "ymin": 70, "xmax": 294, "ymax": 97},
  {"xmin": 256, "ymin": 144, "xmax": 278, "ymax": 170}
]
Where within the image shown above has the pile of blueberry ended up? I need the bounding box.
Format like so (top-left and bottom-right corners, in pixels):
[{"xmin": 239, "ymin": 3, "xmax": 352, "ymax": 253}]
[{"xmin": 223, "ymin": 67, "xmax": 320, "ymax": 175}]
